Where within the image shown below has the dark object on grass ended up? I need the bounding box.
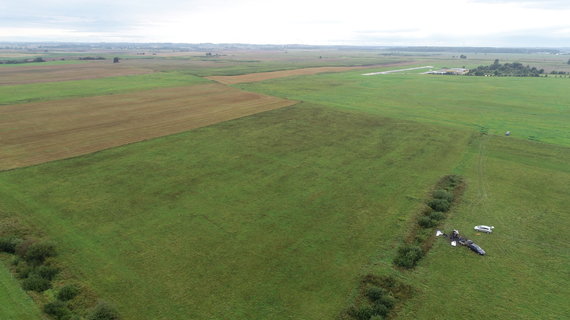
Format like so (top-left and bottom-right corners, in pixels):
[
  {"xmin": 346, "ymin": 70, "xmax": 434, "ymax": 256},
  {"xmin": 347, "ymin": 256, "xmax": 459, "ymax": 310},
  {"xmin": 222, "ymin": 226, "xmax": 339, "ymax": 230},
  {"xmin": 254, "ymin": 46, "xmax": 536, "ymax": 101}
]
[
  {"xmin": 466, "ymin": 240, "xmax": 486, "ymax": 255},
  {"xmin": 436, "ymin": 229, "xmax": 487, "ymax": 255}
]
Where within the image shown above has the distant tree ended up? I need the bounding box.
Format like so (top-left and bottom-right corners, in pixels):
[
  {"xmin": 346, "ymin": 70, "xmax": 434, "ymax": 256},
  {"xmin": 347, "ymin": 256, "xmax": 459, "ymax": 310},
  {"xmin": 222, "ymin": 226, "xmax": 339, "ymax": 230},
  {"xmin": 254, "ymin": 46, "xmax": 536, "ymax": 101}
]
[
  {"xmin": 567, "ymin": 58, "xmax": 570, "ymax": 65},
  {"xmin": 460, "ymin": 54, "xmax": 467, "ymax": 59},
  {"xmin": 493, "ymin": 59, "xmax": 500, "ymax": 65},
  {"xmin": 113, "ymin": 57, "xmax": 120, "ymax": 63}
]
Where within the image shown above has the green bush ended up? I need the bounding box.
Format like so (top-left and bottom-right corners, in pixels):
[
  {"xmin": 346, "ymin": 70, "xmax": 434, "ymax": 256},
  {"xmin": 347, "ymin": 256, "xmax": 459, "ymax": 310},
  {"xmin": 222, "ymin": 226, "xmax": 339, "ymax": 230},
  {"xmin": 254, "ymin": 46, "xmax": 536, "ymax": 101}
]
[
  {"xmin": 21, "ymin": 275, "xmax": 52, "ymax": 292},
  {"xmin": 432, "ymin": 189, "xmax": 453, "ymax": 202},
  {"xmin": 15, "ymin": 239, "xmax": 36, "ymax": 258},
  {"xmin": 365, "ymin": 286, "xmax": 386, "ymax": 301},
  {"xmin": 418, "ymin": 216, "xmax": 437, "ymax": 228},
  {"xmin": 377, "ymin": 294, "xmax": 396, "ymax": 309},
  {"xmin": 393, "ymin": 245, "xmax": 424, "ymax": 269},
  {"xmin": 370, "ymin": 316, "xmax": 384, "ymax": 320},
  {"xmin": 0, "ymin": 237, "xmax": 22, "ymax": 253},
  {"xmin": 44, "ymin": 300, "xmax": 71, "ymax": 320},
  {"xmin": 429, "ymin": 211, "xmax": 445, "ymax": 221},
  {"xmin": 88, "ymin": 302, "xmax": 120, "ymax": 320},
  {"xmin": 447, "ymin": 175, "xmax": 462, "ymax": 186},
  {"xmin": 34, "ymin": 265, "xmax": 60, "ymax": 281},
  {"xmin": 371, "ymin": 302, "xmax": 389, "ymax": 317},
  {"xmin": 349, "ymin": 306, "xmax": 374, "ymax": 320},
  {"xmin": 379, "ymin": 276, "xmax": 396, "ymax": 289},
  {"xmin": 427, "ymin": 199, "xmax": 451, "ymax": 212},
  {"xmin": 24, "ymin": 242, "xmax": 57, "ymax": 265},
  {"xmin": 57, "ymin": 284, "xmax": 80, "ymax": 301},
  {"xmin": 15, "ymin": 262, "xmax": 33, "ymax": 279},
  {"xmin": 437, "ymin": 175, "xmax": 463, "ymax": 189}
]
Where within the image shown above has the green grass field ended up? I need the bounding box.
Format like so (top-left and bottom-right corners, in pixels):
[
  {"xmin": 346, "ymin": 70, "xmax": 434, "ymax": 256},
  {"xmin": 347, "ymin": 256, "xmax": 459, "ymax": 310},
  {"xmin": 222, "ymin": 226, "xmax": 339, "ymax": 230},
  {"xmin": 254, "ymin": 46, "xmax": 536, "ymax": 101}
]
[
  {"xmin": 0, "ymin": 60, "xmax": 89, "ymax": 68},
  {"xmin": 235, "ymin": 69, "xmax": 570, "ymax": 319},
  {"xmin": 0, "ymin": 260, "xmax": 44, "ymax": 320},
  {"xmin": 236, "ymin": 70, "xmax": 570, "ymax": 146},
  {"xmin": 0, "ymin": 72, "xmax": 209, "ymax": 105},
  {"xmin": 0, "ymin": 104, "xmax": 473, "ymax": 319},
  {"xmin": 397, "ymin": 135, "xmax": 570, "ymax": 319},
  {"xmin": 129, "ymin": 51, "xmax": 409, "ymax": 76},
  {"xmin": 0, "ymin": 52, "xmax": 569, "ymax": 319}
]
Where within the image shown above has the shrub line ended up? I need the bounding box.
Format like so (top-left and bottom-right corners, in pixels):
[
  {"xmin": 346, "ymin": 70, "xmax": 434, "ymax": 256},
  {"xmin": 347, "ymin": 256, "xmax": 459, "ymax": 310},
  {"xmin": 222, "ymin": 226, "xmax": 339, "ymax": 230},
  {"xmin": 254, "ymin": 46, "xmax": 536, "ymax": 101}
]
[
  {"xmin": 342, "ymin": 175, "xmax": 465, "ymax": 320},
  {"xmin": 0, "ymin": 225, "xmax": 120, "ymax": 320},
  {"xmin": 394, "ymin": 175, "xmax": 465, "ymax": 269}
]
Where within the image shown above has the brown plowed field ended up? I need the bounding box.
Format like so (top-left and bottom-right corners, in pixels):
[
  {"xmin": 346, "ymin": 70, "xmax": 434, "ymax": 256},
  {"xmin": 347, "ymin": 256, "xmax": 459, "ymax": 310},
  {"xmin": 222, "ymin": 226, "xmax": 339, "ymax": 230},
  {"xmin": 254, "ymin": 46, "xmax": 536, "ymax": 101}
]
[
  {"xmin": 207, "ymin": 62, "xmax": 413, "ymax": 84},
  {"xmin": 0, "ymin": 61, "xmax": 153, "ymax": 85},
  {"xmin": 0, "ymin": 83, "xmax": 296, "ymax": 170}
]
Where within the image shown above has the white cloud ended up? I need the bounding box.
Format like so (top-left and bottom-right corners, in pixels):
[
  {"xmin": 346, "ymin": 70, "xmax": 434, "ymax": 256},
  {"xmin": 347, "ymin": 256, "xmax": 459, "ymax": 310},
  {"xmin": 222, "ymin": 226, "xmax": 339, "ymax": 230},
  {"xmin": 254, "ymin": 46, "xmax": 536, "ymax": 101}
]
[{"xmin": 1, "ymin": 0, "xmax": 570, "ymax": 46}]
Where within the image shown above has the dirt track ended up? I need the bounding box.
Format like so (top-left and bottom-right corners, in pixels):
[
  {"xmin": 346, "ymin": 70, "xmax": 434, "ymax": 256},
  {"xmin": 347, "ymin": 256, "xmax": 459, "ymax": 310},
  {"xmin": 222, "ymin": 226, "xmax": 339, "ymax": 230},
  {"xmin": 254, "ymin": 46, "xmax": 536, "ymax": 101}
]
[
  {"xmin": 207, "ymin": 62, "xmax": 413, "ymax": 84},
  {"xmin": 0, "ymin": 83, "xmax": 296, "ymax": 170}
]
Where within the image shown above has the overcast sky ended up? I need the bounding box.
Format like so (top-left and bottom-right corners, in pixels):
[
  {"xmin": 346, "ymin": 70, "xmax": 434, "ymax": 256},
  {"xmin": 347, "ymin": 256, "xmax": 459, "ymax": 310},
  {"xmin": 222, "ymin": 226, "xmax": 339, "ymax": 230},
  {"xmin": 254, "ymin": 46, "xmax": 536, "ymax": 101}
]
[{"xmin": 1, "ymin": 0, "xmax": 569, "ymax": 46}]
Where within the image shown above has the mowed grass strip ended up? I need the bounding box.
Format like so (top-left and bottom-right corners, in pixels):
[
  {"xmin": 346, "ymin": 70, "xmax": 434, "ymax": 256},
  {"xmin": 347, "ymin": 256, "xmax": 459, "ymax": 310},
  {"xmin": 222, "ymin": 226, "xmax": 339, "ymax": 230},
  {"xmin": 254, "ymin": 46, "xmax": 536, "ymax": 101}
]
[
  {"xmin": 0, "ymin": 261, "xmax": 43, "ymax": 320},
  {"xmin": 236, "ymin": 72, "xmax": 570, "ymax": 147},
  {"xmin": 206, "ymin": 62, "xmax": 412, "ymax": 84},
  {"xmin": 0, "ymin": 104, "xmax": 473, "ymax": 320},
  {"xmin": 0, "ymin": 72, "xmax": 209, "ymax": 105},
  {"xmin": 0, "ymin": 83, "xmax": 296, "ymax": 170},
  {"xmin": 0, "ymin": 60, "xmax": 153, "ymax": 85}
]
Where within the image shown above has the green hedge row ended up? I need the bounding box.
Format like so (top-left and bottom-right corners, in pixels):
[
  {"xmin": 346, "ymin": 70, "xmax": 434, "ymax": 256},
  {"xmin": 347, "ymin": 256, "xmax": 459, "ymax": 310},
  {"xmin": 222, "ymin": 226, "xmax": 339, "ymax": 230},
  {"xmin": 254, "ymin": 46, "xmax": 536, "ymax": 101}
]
[
  {"xmin": 393, "ymin": 175, "xmax": 464, "ymax": 269},
  {"xmin": 0, "ymin": 235, "xmax": 119, "ymax": 320},
  {"xmin": 344, "ymin": 275, "xmax": 413, "ymax": 320}
]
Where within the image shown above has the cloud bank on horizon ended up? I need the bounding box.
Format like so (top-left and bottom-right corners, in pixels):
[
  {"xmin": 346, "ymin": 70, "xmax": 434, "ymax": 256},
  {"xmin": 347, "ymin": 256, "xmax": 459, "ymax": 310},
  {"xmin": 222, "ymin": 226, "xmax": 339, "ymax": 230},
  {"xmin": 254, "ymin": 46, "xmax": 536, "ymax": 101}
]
[{"xmin": 1, "ymin": 0, "xmax": 569, "ymax": 46}]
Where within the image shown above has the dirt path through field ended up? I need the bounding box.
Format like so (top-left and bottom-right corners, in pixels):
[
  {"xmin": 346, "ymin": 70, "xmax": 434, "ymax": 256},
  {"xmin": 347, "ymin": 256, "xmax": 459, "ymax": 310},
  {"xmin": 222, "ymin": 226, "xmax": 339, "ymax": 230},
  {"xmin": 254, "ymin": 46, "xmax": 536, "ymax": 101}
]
[
  {"xmin": 207, "ymin": 62, "xmax": 413, "ymax": 84},
  {"xmin": 0, "ymin": 83, "xmax": 296, "ymax": 170}
]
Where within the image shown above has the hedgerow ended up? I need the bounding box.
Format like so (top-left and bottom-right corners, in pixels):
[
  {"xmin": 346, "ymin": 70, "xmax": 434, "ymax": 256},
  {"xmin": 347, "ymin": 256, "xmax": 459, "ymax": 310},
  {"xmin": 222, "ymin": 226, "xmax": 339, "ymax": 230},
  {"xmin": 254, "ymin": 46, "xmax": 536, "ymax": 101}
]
[{"xmin": 393, "ymin": 245, "xmax": 424, "ymax": 269}]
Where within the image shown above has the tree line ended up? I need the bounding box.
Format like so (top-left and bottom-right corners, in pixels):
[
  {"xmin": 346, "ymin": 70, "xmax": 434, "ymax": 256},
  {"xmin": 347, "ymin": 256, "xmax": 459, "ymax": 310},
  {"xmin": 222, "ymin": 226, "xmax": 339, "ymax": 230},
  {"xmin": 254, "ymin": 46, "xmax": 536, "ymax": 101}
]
[{"xmin": 467, "ymin": 59, "xmax": 544, "ymax": 77}]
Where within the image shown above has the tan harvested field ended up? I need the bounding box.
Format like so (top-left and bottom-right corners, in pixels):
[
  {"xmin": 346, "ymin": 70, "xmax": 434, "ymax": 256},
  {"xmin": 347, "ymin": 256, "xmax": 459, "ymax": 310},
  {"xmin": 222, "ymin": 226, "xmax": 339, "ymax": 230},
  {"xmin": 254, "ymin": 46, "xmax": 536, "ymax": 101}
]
[
  {"xmin": 0, "ymin": 83, "xmax": 296, "ymax": 170},
  {"xmin": 207, "ymin": 62, "xmax": 413, "ymax": 84},
  {"xmin": 0, "ymin": 53, "xmax": 42, "ymax": 58},
  {"xmin": 0, "ymin": 61, "xmax": 153, "ymax": 85}
]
